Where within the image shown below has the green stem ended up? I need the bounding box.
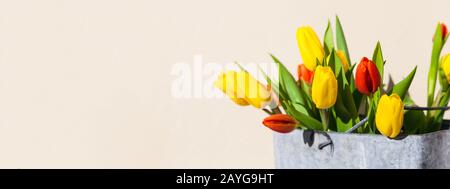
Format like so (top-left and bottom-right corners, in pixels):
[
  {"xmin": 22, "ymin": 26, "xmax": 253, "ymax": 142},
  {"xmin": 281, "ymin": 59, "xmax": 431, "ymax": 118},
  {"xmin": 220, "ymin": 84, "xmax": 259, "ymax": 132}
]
[
  {"xmin": 364, "ymin": 96, "xmax": 374, "ymax": 133},
  {"xmin": 429, "ymin": 90, "xmax": 443, "ymax": 118},
  {"xmin": 433, "ymin": 88, "xmax": 450, "ymax": 131},
  {"xmin": 272, "ymin": 106, "xmax": 282, "ymax": 114},
  {"xmin": 357, "ymin": 96, "xmax": 367, "ymax": 133},
  {"xmin": 319, "ymin": 109, "xmax": 329, "ymax": 131},
  {"xmin": 368, "ymin": 97, "xmax": 375, "ymax": 133}
]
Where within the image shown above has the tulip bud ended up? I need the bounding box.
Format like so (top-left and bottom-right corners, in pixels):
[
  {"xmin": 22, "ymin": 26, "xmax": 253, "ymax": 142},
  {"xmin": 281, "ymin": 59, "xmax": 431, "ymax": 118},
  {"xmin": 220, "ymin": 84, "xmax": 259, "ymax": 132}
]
[
  {"xmin": 442, "ymin": 23, "xmax": 448, "ymax": 40},
  {"xmin": 311, "ymin": 66, "xmax": 338, "ymax": 109},
  {"xmin": 433, "ymin": 23, "xmax": 447, "ymax": 42},
  {"xmin": 440, "ymin": 53, "xmax": 450, "ymax": 83},
  {"xmin": 355, "ymin": 57, "xmax": 381, "ymax": 95},
  {"xmin": 375, "ymin": 94, "xmax": 404, "ymax": 138},
  {"xmin": 214, "ymin": 71, "xmax": 271, "ymax": 108},
  {"xmin": 262, "ymin": 114, "xmax": 297, "ymax": 133},
  {"xmin": 296, "ymin": 26, "xmax": 325, "ymax": 71},
  {"xmin": 336, "ymin": 50, "xmax": 350, "ymax": 72},
  {"xmin": 297, "ymin": 64, "xmax": 314, "ymax": 84}
]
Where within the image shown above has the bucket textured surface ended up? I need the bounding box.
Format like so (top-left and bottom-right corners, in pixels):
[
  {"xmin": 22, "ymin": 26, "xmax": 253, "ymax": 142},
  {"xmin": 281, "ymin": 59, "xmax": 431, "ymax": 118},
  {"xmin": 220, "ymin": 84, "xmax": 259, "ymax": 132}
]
[{"xmin": 273, "ymin": 129, "xmax": 450, "ymax": 169}]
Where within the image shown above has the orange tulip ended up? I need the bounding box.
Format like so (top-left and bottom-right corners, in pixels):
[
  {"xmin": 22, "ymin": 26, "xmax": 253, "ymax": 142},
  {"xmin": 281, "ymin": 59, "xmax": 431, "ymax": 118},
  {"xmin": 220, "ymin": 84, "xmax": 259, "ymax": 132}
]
[{"xmin": 262, "ymin": 114, "xmax": 297, "ymax": 133}]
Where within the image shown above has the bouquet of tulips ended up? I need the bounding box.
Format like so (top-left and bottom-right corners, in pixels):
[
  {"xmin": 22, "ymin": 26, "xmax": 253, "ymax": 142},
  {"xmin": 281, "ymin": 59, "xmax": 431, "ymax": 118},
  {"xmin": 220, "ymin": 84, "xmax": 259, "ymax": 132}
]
[{"xmin": 215, "ymin": 16, "xmax": 449, "ymax": 139}]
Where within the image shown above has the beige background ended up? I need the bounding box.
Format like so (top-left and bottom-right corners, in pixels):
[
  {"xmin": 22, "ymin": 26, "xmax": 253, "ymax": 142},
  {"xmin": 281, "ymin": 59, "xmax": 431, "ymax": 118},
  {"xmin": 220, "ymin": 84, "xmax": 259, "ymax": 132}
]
[{"xmin": 0, "ymin": 0, "xmax": 449, "ymax": 168}]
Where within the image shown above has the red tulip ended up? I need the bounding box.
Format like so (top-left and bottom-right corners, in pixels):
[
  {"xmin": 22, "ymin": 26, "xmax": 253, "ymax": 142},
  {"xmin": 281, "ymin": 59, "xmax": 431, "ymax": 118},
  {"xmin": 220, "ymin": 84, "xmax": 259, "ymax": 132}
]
[
  {"xmin": 297, "ymin": 64, "xmax": 314, "ymax": 84},
  {"xmin": 262, "ymin": 114, "xmax": 297, "ymax": 133},
  {"xmin": 355, "ymin": 57, "xmax": 381, "ymax": 95}
]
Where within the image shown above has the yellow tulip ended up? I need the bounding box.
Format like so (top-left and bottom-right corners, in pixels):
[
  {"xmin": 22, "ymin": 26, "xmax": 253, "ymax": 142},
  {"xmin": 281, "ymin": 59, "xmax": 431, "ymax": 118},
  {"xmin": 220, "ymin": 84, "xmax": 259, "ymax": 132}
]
[
  {"xmin": 214, "ymin": 71, "xmax": 249, "ymax": 106},
  {"xmin": 336, "ymin": 50, "xmax": 349, "ymax": 72},
  {"xmin": 440, "ymin": 53, "xmax": 450, "ymax": 83},
  {"xmin": 375, "ymin": 94, "xmax": 404, "ymax": 138},
  {"xmin": 296, "ymin": 26, "xmax": 325, "ymax": 71},
  {"xmin": 311, "ymin": 66, "xmax": 338, "ymax": 109},
  {"xmin": 214, "ymin": 71, "xmax": 271, "ymax": 108}
]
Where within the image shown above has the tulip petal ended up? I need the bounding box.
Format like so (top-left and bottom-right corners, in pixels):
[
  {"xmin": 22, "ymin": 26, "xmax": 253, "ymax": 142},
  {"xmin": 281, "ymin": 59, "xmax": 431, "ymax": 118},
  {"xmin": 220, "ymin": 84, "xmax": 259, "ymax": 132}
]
[
  {"xmin": 312, "ymin": 66, "xmax": 337, "ymax": 109},
  {"xmin": 376, "ymin": 94, "xmax": 404, "ymax": 138},
  {"xmin": 336, "ymin": 51, "xmax": 349, "ymax": 72},
  {"xmin": 262, "ymin": 114, "xmax": 297, "ymax": 133},
  {"xmin": 296, "ymin": 26, "xmax": 324, "ymax": 71},
  {"xmin": 235, "ymin": 71, "xmax": 272, "ymax": 109},
  {"xmin": 441, "ymin": 54, "xmax": 450, "ymax": 83},
  {"xmin": 214, "ymin": 71, "xmax": 250, "ymax": 106},
  {"xmin": 355, "ymin": 57, "xmax": 381, "ymax": 95}
]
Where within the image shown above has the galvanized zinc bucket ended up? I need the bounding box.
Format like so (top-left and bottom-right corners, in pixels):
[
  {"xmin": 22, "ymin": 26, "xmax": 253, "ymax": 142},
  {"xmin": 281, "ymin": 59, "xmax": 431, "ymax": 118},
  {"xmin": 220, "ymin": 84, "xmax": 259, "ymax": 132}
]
[{"xmin": 273, "ymin": 124, "xmax": 450, "ymax": 169}]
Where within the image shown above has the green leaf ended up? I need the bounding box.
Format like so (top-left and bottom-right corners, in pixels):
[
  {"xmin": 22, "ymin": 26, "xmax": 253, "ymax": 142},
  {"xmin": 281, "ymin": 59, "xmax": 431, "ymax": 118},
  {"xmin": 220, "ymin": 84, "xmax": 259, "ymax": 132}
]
[
  {"xmin": 234, "ymin": 61, "xmax": 248, "ymax": 72},
  {"xmin": 349, "ymin": 63, "xmax": 357, "ymax": 73},
  {"xmin": 372, "ymin": 41, "xmax": 384, "ymax": 80},
  {"xmin": 329, "ymin": 51, "xmax": 350, "ymax": 119},
  {"xmin": 329, "ymin": 50, "xmax": 359, "ymax": 129},
  {"xmin": 427, "ymin": 23, "xmax": 445, "ymax": 107},
  {"xmin": 343, "ymin": 86, "xmax": 359, "ymax": 117},
  {"xmin": 327, "ymin": 109, "xmax": 337, "ymax": 131},
  {"xmin": 335, "ymin": 114, "xmax": 354, "ymax": 132},
  {"xmin": 335, "ymin": 15, "xmax": 351, "ymax": 66},
  {"xmin": 324, "ymin": 20, "xmax": 334, "ymax": 56},
  {"xmin": 352, "ymin": 87, "xmax": 363, "ymax": 115},
  {"xmin": 348, "ymin": 64, "xmax": 357, "ymax": 91},
  {"xmin": 299, "ymin": 80, "xmax": 312, "ymax": 98},
  {"xmin": 371, "ymin": 42, "xmax": 385, "ymax": 112},
  {"xmin": 439, "ymin": 89, "xmax": 450, "ymax": 107},
  {"xmin": 334, "ymin": 96, "xmax": 352, "ymax": 122},
  {"xmin": 257, "ymin": 65, "xmax": 288, "ymax": 101},
  {"xmin": 403, "ymin": 110, "xmax": 426, "ymax": 134},
  {"xmin": 389, "ymin": 66, "xmax": 417, "ymax": 100},
  {"xmin": 333, "ymin": 51, "xmax": 357, "ymax": 115},
  {"xmin": 403, "ymin": 94, "xmax": 416, "ymax": 106},
  {"xmin": 349, "ymin": 65, "xmax": 363, "ymax": 110},
  {"xmin": 430, "ymin": 88, "xmax": 450, "ymax": 132},
  {"xmin": 299, "ymin": 80, "xmax": 320, "ymax": 118},
  {"xmin": 287, "ymin": 105, "xmax": 323, "ymax": 130},
  {"xmin": 365, "ymin": 100, "xmax": 376, "ymax": 133},
  {"xmin": 385, "ymin": 75, "xmax": 395, "ymax": 94},
  {"xmin": 270, "ymin": 54, "xmax": 310, "ymax": 115},
  {"xmin": 327, "ymin": 49, "xmax": 336, "ymax": 72}
]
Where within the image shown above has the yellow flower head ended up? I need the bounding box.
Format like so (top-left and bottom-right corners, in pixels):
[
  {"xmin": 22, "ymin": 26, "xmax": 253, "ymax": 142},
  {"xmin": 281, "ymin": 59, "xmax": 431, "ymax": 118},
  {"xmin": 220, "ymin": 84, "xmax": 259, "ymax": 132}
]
[
  {"xmin": 214, "ymin": 71, "xmax": 271, "ymax": 108},
  {"xmin": 375, "ymin": 93, "xmax": 404, "ymax": 138},
  {"xmin": 311, "ymin": 66, "xmax": 337, "ymax": 109},
  {"xmin": 440, "ymin": 53, "xmax": 450, "ymax": 83},
  {"xmin": 296, "ymin": 26, "xmax": 325, "ymax": 71}
]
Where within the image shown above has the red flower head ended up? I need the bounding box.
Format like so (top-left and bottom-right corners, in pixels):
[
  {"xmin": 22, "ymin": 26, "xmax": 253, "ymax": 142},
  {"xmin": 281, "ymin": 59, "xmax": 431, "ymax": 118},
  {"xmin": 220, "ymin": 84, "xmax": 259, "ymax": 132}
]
[
  {"xmin": 355, "ymin": 57, "xmax": 381, "ymax": 95},
  {"xmin": 262, "ymin": 114, "xmax": 297, "ymax": 133}
]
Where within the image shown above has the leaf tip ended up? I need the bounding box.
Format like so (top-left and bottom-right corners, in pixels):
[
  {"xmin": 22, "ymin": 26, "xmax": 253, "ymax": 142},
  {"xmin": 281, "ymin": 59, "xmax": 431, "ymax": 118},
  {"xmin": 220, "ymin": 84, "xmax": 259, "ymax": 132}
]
[{"xmin": 335, "ymin": 15, "xmax": 341, "ymax": 22}]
